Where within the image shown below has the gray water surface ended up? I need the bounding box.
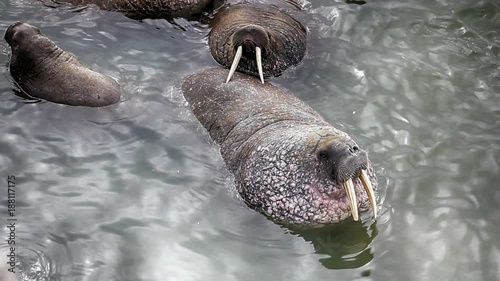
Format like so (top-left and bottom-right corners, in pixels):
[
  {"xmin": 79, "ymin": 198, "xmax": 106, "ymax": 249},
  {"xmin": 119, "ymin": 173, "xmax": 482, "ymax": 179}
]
[{"xmin": 0, "ymin": 0, "xmax": 499, "ymax": 280}]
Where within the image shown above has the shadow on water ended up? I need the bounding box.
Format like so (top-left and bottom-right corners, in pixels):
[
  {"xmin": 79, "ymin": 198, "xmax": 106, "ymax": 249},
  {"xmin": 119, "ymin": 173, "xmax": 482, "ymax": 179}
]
[{"xmin": 285, "ymin": 219, "xmax": 378, "ymax": 270}]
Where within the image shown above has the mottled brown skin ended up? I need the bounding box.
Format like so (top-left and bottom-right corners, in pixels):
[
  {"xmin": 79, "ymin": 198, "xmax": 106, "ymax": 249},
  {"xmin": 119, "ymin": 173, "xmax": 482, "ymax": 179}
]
[
  {"xmin": 4, "ymin": 22, "xmax": 121, "ymax": 107},
  {"xmin": 182, "ymin": 68, "xmax": 377, "ymax": 224},
  {"xmin": 208, "ymin": 1, "xmax": 307, "ymax": 79},
  {"xmin": 58, "ymin": 0, "xmax": 213, "ymax": 19}
]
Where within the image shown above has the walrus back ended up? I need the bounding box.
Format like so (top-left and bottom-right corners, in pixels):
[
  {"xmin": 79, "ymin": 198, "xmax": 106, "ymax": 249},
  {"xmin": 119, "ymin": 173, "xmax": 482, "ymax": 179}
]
[{"xmin": 181, "ymin": 67, "xmax": 328, "ymax": 168}]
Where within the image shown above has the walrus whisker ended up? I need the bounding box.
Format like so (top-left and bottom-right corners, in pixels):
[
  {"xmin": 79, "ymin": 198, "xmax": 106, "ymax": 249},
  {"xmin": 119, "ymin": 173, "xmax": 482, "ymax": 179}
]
[
  {"xmin": 342, "ymin": 178, "xmax": 359, "ymax": 221},
  {"xmin": 256, "ymin": 46, "xmax": 264, "ymax": 84},
  {"xmin": 226, "ymin": 45, "xmax": 242, "ymax": 83},
  {"xmin": 360, "ymin": 169, "xmax": 377, "ymax": 219}
]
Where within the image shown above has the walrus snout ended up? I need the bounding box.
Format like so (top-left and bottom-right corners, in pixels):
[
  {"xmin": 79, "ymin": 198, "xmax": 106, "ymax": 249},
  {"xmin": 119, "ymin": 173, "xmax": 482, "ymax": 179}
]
[
  {"xmin": 317, "ymin": 142, "xmax": 368, "ymax": 182},
  {"xmin": 232, "ymin": 26, "xmax": 269, "ymax": 54},
  {"xmin": 316, "ymin": 138, "xmax": 377, "ymax": 221},
  {"xmin": 226, "ymin": 25, "xmax": 270, "ymax": 83},
  {"xmin": 4, "ymin": 22, "xmax": 40, "ymax": 46}
]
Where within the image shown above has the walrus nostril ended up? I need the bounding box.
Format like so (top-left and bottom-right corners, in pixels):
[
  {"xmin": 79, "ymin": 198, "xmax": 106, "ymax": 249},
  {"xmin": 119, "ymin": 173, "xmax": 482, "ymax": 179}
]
[
  {"xmin": 241, "ymin": 41, "xmax": 256, "ymax": 55},
  {"xmin": 348, "ymin": 146, "xmax": 359, "ymax": 154},
  {"xmin": 232, "ymin": 26, "xmax": 269, "ymax": 54}
]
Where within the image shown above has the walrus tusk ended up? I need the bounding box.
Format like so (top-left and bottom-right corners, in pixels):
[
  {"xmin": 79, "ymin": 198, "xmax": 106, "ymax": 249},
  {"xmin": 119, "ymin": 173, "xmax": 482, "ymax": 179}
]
[
  {"xmin": 256, "ymin": 46, "xmax": 264, "ymax": 84},
  {"xmin": 360, "ymin": 169, "xmax": 377, "ymax": 219},
  {"xmin": 342, "ymin": 178, "xmax": 359, "ymax": 221},
  {"xmin": 226, "ymin": 45, "xmax": 243, "ymax": 83}
]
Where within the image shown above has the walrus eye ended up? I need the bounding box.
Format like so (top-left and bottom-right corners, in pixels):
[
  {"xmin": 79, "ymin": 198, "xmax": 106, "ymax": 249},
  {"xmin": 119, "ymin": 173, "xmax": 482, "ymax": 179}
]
[{"xmin": 318, "ymin": 150, "xmax": 328, "ymax": 159}]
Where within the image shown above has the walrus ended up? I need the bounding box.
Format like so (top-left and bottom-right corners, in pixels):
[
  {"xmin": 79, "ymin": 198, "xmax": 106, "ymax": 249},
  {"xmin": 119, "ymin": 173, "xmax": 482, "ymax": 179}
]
[
  {"xmin": 4, "ymin": 22, "xmax": 121, "ymax": 107},
  {"xmin": 208, "ymin": 0, "xmax": 307, "ymax": 83},
  {"xmin": 181, "ymin": 68, "xmax": 377, "ymax": 224},
  {"xmin": 54, "ymin": 0, "xmax": 214, "ymax": 20}
]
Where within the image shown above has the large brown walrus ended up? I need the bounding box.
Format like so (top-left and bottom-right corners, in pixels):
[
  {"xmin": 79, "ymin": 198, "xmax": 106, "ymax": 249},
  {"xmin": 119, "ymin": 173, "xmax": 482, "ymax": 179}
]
[
  {"xmin": 182, "ymin": 68, "xmax": 377, "ymax": 224},
  {"xmin": 208, "ymin": 0, "xmax": 307, "ymax": 83},
  {"xmin": 55, "ymin": 0, "xmax": 214, "ymax": 19},
  {"xmin": 4, "ymin": 22, "xmax": 121, "ymax": 107}
]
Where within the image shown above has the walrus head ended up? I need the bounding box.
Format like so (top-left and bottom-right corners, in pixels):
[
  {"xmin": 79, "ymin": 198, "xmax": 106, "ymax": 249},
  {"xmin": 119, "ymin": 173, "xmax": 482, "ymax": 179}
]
[
  {"xmin": 208, "ymin": 4, "xmax": 307, "ymax": 83},
  {"xmin": 4, "ymin": 22, "xmax": 58, "ymax": 71},
  {"xmin": 236, "ymin": 127, "xmax": 377, "ymax": 224},
  {"xmin": 4, "ymin": 22, "xmax": 41, "ymax": 47},
  {"xmin": 4, "ymin": 22, "xmax": 59, "ymax": 78},
  {"xmin": 313, "ymin": 135, "xmax": 377, "ymax": 221}
]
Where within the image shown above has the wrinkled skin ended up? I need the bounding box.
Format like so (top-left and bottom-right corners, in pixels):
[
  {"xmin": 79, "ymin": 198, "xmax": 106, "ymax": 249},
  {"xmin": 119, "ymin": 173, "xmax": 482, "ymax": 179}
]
[
  {"xmin": 208, "ymin": 1, "xmax": 307, "ymax": 79},
  {"xmin": 182, "ymin": 68, "xmax": 377, "ymax": 224},
  {"xmin": 57, "ymin": 0, "xmax": 213, "ymax": 19},
  {"xmin": 4, "ymin": 22, "xmax": 121, "ymax": 107}
]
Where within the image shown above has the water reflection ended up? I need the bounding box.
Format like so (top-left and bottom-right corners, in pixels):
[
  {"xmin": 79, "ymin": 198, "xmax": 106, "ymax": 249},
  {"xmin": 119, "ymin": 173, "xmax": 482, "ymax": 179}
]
[{"xmin": 288, "ymin": 219, "xmax": 378, "ymax": 269}]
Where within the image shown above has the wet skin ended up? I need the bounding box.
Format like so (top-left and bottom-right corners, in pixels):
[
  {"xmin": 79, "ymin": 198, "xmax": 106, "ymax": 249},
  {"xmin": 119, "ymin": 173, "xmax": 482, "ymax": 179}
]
[
  {"xmin": 54, "ymin": 0, "xmax": 214, "ymax": 20},
  {"xmin": 182, "ymin": 68, "xmax": 377, "ymax": 224},
  {"xmin": 208, "ymin": 1, "xmax": 307, "ymax": 83},
  {"xmin": 4, "ymin": 22, "xmax": 121, "ymax": 107}
]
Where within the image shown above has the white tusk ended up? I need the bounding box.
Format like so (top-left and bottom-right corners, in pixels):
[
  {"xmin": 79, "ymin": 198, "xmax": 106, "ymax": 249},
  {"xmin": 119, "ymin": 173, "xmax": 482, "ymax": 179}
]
[
  {"xmin": 256, "ymin": 46, "xmax": 264, "ymax": 84},
  {"xmin": 342, "ymin": 178, "xmax": 359, "ymax": 221},
  {"xmin": 226, "ymin": 45, "xmax": 243, "ymax": 83},
  {"xmin": 360, "ymin": 169, "xmax": 377, "ymax": 219}
]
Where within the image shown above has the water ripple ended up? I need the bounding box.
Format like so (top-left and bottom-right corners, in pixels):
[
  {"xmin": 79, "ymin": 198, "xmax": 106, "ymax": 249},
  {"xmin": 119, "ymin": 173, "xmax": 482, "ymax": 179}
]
[{"xmin": 1, "ymin": 0, "xmax": 499, "ymax": 280}]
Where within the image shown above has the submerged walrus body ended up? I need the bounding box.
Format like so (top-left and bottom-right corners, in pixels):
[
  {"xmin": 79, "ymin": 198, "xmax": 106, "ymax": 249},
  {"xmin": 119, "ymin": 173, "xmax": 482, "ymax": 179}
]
[
  {"xmin": 57, "ymin": 0, "xmax": 213, "ymax": 19},
  {"xmin": 182, "ymin": 68, "xmax": 377, "ymax": 224},
  {"xmin": 209, "ymin": 0, "xmax": 307, "ymax": 83},
  {"xmin": 4, "ymin": 22, "xmax": 121, "ymax": 107}
]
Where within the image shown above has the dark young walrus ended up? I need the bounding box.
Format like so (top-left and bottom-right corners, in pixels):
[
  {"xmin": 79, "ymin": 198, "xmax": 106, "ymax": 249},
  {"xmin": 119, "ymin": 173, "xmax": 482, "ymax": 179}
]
[
  {"xmin": 4, "ymin": 22, "xmax": 121, "ymax": 107},
  {"xmin": 57, "ymin": 0, "xmax": 213, "ymax": 20},
  {"xmin": 209, "ymin": 0, "xmax": 307, "ymax": 83},
  {"xmin": 182, "ymin": 68, "xmax": 377, "ymax": 224}
]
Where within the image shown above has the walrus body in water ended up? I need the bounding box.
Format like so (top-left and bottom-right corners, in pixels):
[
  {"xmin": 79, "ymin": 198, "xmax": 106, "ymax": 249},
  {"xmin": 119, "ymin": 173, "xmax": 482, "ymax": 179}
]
[
  {"xmin": 4, "ymin": 22, "xmax": 121, "ymax": 107},
  {"xmin": 182, "ymin": 68, "xmax": 377, "ymax": 224},
  {"xmin": 208, "ymin": 0, "xmax": 307, "ymax": 83},
  {"xmin": 56, "ymin": 0, "xmax": 213, "ymax": 19}
]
